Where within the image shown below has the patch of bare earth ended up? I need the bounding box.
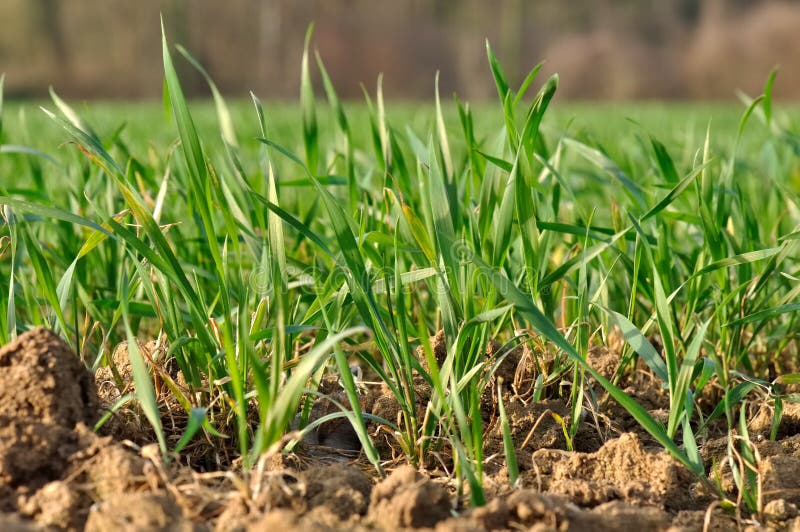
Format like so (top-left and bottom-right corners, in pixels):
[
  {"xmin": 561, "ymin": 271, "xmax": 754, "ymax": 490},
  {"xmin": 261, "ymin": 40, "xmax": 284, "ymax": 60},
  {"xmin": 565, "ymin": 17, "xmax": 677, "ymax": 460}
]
[{"xmin": 3, "ymin": 328, "xmax": 800, "ymax": 530}]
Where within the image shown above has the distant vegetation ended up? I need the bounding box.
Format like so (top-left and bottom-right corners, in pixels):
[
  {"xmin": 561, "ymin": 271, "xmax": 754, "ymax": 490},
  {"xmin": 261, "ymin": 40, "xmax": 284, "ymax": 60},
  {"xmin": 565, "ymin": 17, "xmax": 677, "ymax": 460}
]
[{"xmin": 2, "ymin": 0, "xmax": 800, "ymax": 100}]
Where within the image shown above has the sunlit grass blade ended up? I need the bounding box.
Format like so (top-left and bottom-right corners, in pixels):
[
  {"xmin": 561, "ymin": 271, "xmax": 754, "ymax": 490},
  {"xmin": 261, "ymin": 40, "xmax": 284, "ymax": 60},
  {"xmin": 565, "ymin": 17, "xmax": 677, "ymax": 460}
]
[
  {"xmin": 301, "ymin": 24, "xmax": 319, "ymax": 174},
  {"xmin": 596, "ymin": 304, "xmax": 668, "ymax": 382},
  {"xmin": 668, "ymin": 319, "xmax": 710, "ymax": 436},
  {"xmin": 723, "ymin": 303, "xmax": 800, "ymax": 328},
  {"xmin": 485, "ymin": 40, "xmax": 510, "ymax": 103},
  {"xmin": 563, "ymin": 138, "xmax": 647, "ymax": 210},
  {"xmin": 48, "ymin": 86, "xmax": 99, "ymax": 141},
  {"xmin": 176, "ymin": 44, "xmax": 238, "ymax": 147},
  {"xmin": 120, "ymin": 273, "xmax": 167, "ymax": 456},
  {"xmin": 315, "ymin": 50, "xmax": 356, "ymax": 210},
  {"xmin": 640, "ymin": 162, "xmax": 708, "ymax": 222},
  {"xmin": 497, "ymin": 380, "xmax": 519, "ymax": 487},
  {"xmin": 173, "ymin": 407, "xmax": 209, "ymax": 455},
  {"xmin": 18, "ymin": 222, "xmax": 70, "ymax": 337},
  {"xmin": 434, "ymin": 72, "xmax": 453, "ymax": 179}
]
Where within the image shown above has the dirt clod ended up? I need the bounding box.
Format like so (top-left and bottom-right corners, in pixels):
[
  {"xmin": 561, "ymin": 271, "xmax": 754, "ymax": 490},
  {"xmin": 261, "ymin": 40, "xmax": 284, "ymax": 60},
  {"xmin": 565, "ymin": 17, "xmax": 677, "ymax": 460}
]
[
  {"xmin": 84, "ymin": 491, "xmax": 195, "ymax": 532},
  {"xmin": 586, "ymin": 345, "xmax": 619, "ymax": 381},
  {"xmin": 750, "ymin": 402, "xmax": 800, "ymax": 440},
  {"xmin": 760, "ymin": 455, "xmax": 800, "ymax": 506},
  {"xmin": 79, "ymin": 432, "xmax": 149, "ymax": 501},
  {"xmin": 304, "ymin": 463, "xmax": 373, "ymax": 520},
  {"xmin": 0, "ymin": 513, "xmax": 37, "ymax": 532},
  {"xmin": 0, "ymin": 328, "xmax": 97, "ymax": 427},
  {"xmin": 544, "ymin": 433, "xmax": 695, "ymax": 509},
  {"xmin": 368, "ymin": 465, "xmax": 452, "ymax": 529},
  {"xmin": 0, "ymin": 420, "xmax": 77, "ymax": 495},
  {"xmin": 764, "ymin": 498, "xmax": 798, "ymax": 523},
  {"xmin": 19, "ymin": 480, "xmax": 82, "ymax": 530},
  {"xmin": 438, "ymin": 491, "xmax": 670, "ymax": 532}
]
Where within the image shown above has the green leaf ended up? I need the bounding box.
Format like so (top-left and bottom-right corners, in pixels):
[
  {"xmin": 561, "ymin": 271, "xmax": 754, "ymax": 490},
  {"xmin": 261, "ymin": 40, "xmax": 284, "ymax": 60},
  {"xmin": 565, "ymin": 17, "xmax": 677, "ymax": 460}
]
[
  {"xmin": 120, "ymin": 274, "xmax": 167, "ymax": 456},
  {"xmin": 596, "ymin": 305, "xmax": 668, "ymax": 383},
  {"xmin": 486, "ymin": 40, "xmax": 510, "ymax": 103},
  {"xmin": 176, "ymin": 45, "xmax": 238, "ymax": 147},
  {"xmin": 668, "ymin": 319, "xmax": 710, "ymax": 437},
  {"xmin": 497, "ymin": 380, "xmax": 519, "ymax": 487},
  {"xmin": 641, "ymin": 162, "xmax": 708, "ymax": 221},
  {"xmin": 174, "ymin": 408, "xmax": 209, "ymax": 455},
  {"xmin": 763, "ymin": 68, "xmax": 778, "ymax": 125},
  {"xmin": 700, "ymin": 381, "xmax": 758, "ymax": 430},
  {"xmin": 564, "ymin": 138, "xmax": 647, "ymax": 210},
  {"xmin": 723, "ymin": 303, "xmax": 800, "ymax": 328},
  {"xmin": 650, "ymin": 137, "xmax": 680, "ymax": 184},
  {"xmin": 301, "ymin": 24, "xmax": 319, "ymax": 174}
]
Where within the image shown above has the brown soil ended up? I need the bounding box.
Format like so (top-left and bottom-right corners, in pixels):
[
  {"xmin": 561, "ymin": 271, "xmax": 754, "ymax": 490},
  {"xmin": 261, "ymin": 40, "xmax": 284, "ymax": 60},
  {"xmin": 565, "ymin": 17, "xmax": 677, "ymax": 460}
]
[{"xmin": 1, "ymin": 327, "xmax": 798, "ymax": 531}]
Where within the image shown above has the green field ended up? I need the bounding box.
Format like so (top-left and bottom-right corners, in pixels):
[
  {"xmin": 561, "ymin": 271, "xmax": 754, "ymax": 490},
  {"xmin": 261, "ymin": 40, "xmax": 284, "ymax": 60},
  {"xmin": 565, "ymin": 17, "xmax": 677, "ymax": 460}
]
[{"xmin": 1, "ymin": 35, "xmax": 799, "ymax": 517}]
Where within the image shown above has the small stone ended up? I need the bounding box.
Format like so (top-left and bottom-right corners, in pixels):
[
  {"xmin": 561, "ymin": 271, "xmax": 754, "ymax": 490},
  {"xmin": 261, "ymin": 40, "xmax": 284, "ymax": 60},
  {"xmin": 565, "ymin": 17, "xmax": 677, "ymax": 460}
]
[{"xmin": 764, "ymin": 498, "xmax": 798, "ymax": 521}]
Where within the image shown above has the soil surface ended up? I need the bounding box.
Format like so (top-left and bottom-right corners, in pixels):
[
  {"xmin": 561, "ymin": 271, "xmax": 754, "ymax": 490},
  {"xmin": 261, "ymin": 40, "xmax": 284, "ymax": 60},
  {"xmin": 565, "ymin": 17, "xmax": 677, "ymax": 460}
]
[{"xmin": 1, "ymin": 328, "xmax": 798, "ymax": 530}]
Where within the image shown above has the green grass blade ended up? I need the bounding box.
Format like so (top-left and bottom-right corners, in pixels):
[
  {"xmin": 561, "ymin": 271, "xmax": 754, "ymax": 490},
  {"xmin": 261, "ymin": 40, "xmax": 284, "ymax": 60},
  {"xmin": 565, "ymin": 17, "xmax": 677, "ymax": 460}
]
[
  {"xmin": 650, "ymin": 137, "xmax": 680, "ymax": 184},
  {"xmin": 563, "ymin": 138, "xmax": 647, "ymax": 210},
  {"xmin": 173, "ymin": 408, "xmax": 208, "ymax": 455},
  {"xmin": 486, "ymin": 40, "xmax": 510, "ymax": 104},
  {"xmin": 120, "ymin": 273, "xmax": 167, "ymax": 456},
  {"xmin": 596, "ymin": 304, "xmax": 668, "ymax": 383},
  {"xmin": 669, "ymin": 319, "xmax": 710, "ymax": 436},
  {"xmin": 763, "ymin": 68, "xmax": 778, "ymax": 125},
  {"xmin": 162, "ymin": 32, "xmax": 208, "ymax": 185},
  {"xmin": 0, "ymin": 196, "xmax": 110, "ymax": 236},
  {"xmin": 301, "ymin": 24, "xmax": 319, "ymax": 174},
  {"xmin": 176, "ymin": 45, "xmax": 237, "ymax": 147},
  {"xmin": 641, "ymin": 162, "xmax": 708, "ymax": 222},
  {"xmin": 723, "ymin": 303, "xmax": 800, "ymax": 328},
  {"xmin": 497, "ymin": 380, "xmax": 519, "ymax": 487},
  {"xmin": 513, "ymin": 62, "xmax": 544, "ymax": 107},
  {"xmin": 434, "ymin": 72, "xmax": 453, "ymax": 179},
  {"xmin": 263, "ymin": 326, "xmax": 367, "ymax": 449},
  {"xmin": 18, "ymin": 223, "xmax": 69, "ymax": 337}
]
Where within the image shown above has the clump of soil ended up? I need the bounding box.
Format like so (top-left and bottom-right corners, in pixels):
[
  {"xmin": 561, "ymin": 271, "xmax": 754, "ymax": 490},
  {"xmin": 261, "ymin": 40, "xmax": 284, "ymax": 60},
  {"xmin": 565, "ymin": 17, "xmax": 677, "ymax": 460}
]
[
  {"xmin": 306, "ymin": 463, "xmax": 373, "ymax": 521},
  {"xmin": 215, "ymin": 462, "xmax": 375, "ymax": 530},
  {"xmin": 0, "ymin": 329, "xmax": 151, "ymax": 529},
  {"xmin": 0, "ymin": 328, "xmax": 97, "ymax": 427},
  {"xmin": 437, "ymin": 492, "xmax": 671, "ymax": 532},
  {"xmin": 586, "ymin": 345, "xmax": 621, "ymax": 381},
  {"xmin": 0, "ymin": 329, "xmax": 97, "ymax": 510},
  {"xmin": 84, "ymin": 491, "xmax": 194, "ymax": 532},
  {"xmin": 750, "ymin": 401, "xmax": 800, "ymax": 440},
  {"xmin": 0, "ymin": 420, "xmax": 79, "ymax": 505},
  {"xmin": 533, "ymin": 432, "xmax": 696, "ymax": 509},
  {"xmin": 368, "ymin": 465, "xmax": 452, "ymax": 528}
]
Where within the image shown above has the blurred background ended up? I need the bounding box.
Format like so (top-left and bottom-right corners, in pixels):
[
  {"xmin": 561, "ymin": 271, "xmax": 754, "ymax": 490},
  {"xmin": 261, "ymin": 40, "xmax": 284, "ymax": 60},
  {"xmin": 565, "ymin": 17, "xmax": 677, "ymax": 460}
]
[{"xmin": 1, "ymin": 0, "xmax": 799, "ymax": 101}]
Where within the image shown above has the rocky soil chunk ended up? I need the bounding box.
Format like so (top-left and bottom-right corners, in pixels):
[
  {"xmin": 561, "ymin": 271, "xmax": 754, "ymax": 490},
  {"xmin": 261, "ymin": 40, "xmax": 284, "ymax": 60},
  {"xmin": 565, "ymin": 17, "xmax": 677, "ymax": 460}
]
[
  {"xmin": 0, "ymin": 328, "xmax": 97, "ymax": 426},
  {"xmin": 368, "ymin": 465, "xmax": 452, "ymax": 529}
]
